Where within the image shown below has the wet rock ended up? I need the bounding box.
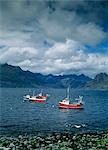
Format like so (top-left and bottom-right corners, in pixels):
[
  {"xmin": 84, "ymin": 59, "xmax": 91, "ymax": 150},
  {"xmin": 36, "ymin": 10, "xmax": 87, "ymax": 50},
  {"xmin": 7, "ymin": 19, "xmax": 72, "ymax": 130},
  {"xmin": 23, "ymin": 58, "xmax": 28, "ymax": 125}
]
[
  {"xmin": 9, "ymin": 143, "xmax": 15, "ymax": 149},
  {"xmin": 18, "ymin": 135, "xmax": 23, "ymax": 139},
  {"xmin": 15, "ymin": 146, "xmax": 19, "ymax": 150},
  {"xmin": 72, "ymin": 135, "xmax": 76, "ymax": 140},
  {"xmin": 35, "ymin": 143, "xmax": 40, "ymax": 148},
  {"xmin": 62, "ymin": 135, "xmax": 66, "ymax": 139},
  {"xmin": 0, "ymin": 132, "xmax": 108, "ymax": 150},
  {"xmin": 0, "ymin": 147, "xmax": 10, "ymax": 150},
  {"xmin": 56, "ymin": 134, "xmax": 61, "ymax": 140},
  {"xmin": 27, "ymin": 144, "xmax": 32, "ymax": 149},
  {"xmin": 45, "ymin": 136, "xmax": 52, "ymax": 141},
  {"xmin": 40, "ymin": 143, "xmax": 45, "ymax": 147},
  {"xmin": 45, "ymin": 140, "xmax": 52, "ymax": 145},
  {"xmin": 23, "ymin": 140, "xmax": 28, "ymax": 145},
  {"xmin": 58, "ymin": 140, "xmax": 61, "ymax": 143}
]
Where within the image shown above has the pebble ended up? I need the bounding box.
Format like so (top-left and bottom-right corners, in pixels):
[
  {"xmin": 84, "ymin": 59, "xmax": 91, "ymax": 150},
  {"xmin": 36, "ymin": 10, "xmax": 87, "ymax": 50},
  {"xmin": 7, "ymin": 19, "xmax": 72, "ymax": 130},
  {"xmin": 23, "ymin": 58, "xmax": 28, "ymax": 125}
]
[
  {"xmin": 0, "ymin": 132, "xmax": 107, "ymax": 150},
  {"xmin": 56, "ymin": 134, "xmax": 61, "ymax": 140},
  {"xmin": 45, "ymin": 140, "xmax": 52, "ymax": 144},
  {"xmin": 0, "ymin": 147, "xmax": 10, "ymax": 150},
  {"xmin": 18, "ymin": 135, "xmax": 23, "ymax": 139},
  {"xmin": 9, "ymin": 143, "xmax": 15, "ymax": 148}
]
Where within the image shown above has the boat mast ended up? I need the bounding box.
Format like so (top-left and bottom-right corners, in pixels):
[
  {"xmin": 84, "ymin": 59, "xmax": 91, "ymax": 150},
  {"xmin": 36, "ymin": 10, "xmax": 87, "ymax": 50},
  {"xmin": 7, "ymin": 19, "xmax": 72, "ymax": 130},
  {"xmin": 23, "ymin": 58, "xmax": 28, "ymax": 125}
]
[
  {"xmin": 67, "ymin": 86, "xmax": 70, "ymax": 100},
  {"xmin": 41, "ymin": 89, "xmax": 43, "ymax": 94},
  {"xmin": 33, "ymin": 90, "xmax": 35, "ymax": 96}
]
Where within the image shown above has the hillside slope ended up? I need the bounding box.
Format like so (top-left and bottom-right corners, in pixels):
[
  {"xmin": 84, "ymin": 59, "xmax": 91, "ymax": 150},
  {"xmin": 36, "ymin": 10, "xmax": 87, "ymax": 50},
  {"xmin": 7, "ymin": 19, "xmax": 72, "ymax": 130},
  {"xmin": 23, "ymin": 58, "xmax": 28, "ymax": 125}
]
[{"xmin": 0, "ymin": 63, "xmax": 91, "ymax": 88}]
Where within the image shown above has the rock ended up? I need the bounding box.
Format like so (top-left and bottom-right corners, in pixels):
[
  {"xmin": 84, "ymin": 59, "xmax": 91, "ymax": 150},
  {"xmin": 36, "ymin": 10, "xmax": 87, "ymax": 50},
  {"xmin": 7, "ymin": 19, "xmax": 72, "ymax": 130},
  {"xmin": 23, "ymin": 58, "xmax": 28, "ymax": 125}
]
[
  {"xmin": 0, "ymin": 132, "xmax": 108, "ymax": 150},
  {"xmin": 66, "ymin": 137, "xmax": 69, "ymax": 141},
  {"xmin": 18, "ymin": 135, "xmax": 23, "ymax": 139},
  {"xmin": 27, "ymin": 144, "xmax": 32, "ymax": 149},
  {"xmin": 2, "ymin": 140, "xmax": 10, "ymax": 147},
  {"xmin": 0, "ymin": 147, "xmax": 10, "ymax": 150},
  {"xmin": 23, "ymin": 140, "xmax": 28, "ymax": 145},
  {"xmin": 56, "ymin": 134, "xmax": 61, "ymax": 140},
  {"xmin": 62, "ymin": 135, "xmax": 66, "ymax": 139},
  {"xmin": 45, "ymin": 140, "xmax": 52, "ymax": 145},
  {"xmin": 38, "ymin": 138, "xmax": 44, "ymax": 143},
  {"xmin": 9, "ymin": 143, "xmax": 15, "ymax": 148},
  {"xmin": 15, "ymin": 146, "xmax": 19, "ymax": 150},
  {"xmin": 35, "ymin": 143, "xmax": 40, "ymax": 148},
  {"xmin": 48, "ymin": 143, "xmax": 53, "ymax": 147},
  {"xmin": 40, "ymin": 143, "xmax": 45, "ymax": 147},
  {"xmin": 45, "ymin": 136, "xmax": 52, "ymax": 141},
  {"xmin": 87, "ymin": 141, "xmax": 93, "ymax": 147},
  {"xmin": 58, "ymin": 140, "xmax": 61, "ymax": 143},
  {"xmin": 72, "ymin": 135, "xmax": 76, "ymax": 140},
  {"xmin": 39, "ymin": 148, "xmax": 45, "ymax": 150}
]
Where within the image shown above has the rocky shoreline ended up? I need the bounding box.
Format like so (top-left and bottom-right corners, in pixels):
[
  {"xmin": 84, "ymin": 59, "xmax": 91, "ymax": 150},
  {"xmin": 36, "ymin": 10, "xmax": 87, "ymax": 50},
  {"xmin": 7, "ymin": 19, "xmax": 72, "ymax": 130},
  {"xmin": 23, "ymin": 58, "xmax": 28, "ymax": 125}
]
[{"xmin": 0, "ymin": 132, "xmax": 108, "ymax": 150}]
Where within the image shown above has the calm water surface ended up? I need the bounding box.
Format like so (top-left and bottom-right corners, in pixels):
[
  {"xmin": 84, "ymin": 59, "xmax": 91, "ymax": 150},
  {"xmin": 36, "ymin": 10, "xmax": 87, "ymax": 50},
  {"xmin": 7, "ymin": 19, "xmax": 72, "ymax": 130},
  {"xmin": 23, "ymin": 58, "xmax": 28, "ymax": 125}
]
[{"xmin": 0, "ymin": 88, "xmax": 108, "ymax": 135}]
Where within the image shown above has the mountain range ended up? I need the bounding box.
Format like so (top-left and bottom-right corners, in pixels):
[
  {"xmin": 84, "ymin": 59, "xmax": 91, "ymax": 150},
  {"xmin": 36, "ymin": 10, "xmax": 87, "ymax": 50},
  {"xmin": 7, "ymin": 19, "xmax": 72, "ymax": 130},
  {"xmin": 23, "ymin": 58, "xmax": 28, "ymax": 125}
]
[{"xmin": 0, "ymin": 63, "xmax": 108, "ymax": 89}]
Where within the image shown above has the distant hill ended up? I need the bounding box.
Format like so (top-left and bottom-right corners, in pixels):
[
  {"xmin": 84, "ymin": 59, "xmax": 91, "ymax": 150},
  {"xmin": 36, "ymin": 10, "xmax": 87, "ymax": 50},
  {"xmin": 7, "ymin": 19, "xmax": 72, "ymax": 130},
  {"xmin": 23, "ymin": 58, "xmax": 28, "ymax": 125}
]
[
  {"xmin": 0, "ymin": 63, "xmax": 92, "ymax": 88},
  {"xmin": 85, "ymin": 73, "xmax": 108, "ymax": 89},
  {"xmin": 0, "ymin": 63, "xmax": 43, "ymax": 87}
]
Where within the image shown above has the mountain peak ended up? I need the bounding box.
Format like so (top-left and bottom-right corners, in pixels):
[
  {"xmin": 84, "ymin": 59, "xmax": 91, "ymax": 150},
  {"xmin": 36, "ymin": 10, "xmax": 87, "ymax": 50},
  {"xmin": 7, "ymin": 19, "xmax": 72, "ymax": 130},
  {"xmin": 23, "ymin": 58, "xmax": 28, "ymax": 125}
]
[
  {"xmin": 0, "ymin": 63, "xmax": 91, "ymax": 88},
  {"xmin": 94, "ymin": 73, "xmax": 108, "ymax": 83},
  {"xmin": 0, "ymin": 63, "xmax": 108, "ymax": 89}
]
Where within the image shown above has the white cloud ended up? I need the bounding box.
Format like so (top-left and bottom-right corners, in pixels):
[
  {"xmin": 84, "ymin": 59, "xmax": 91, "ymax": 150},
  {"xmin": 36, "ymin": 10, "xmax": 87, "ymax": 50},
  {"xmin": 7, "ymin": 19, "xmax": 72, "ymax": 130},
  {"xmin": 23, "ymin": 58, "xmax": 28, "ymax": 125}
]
[
  {"xmin": 0, "ymin": 0, "xmax": 108, "ymax": 77},
  {"xmin": 0, "ymin": 26, "xmax": 47, "ymax": 48},
  {"xmin": 0, "ymin": 39, "xmax": 108, "ymax": 77},
  {"xmin": 0, "ymin": 47, "xmax": 38, "ymax": 64},
  {"xmin": 75, "ymin": 23, "xmax": 106, "ymax": 45},
  {"xmin": 45, "ymin": 39, "xmax": 82, "ymax": 59}
]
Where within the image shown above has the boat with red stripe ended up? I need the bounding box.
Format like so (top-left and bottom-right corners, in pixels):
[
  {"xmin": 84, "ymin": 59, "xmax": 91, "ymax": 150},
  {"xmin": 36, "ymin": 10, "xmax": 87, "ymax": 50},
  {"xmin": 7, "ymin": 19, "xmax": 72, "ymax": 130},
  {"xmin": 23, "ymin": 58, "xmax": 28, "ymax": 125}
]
[
  {"xmin": 59, "ymin": 87, "xmax": 84, "ymax": 109},
  {"xmin": 24, "ymin": 90, "xmax": 49, "ymax": 102}
]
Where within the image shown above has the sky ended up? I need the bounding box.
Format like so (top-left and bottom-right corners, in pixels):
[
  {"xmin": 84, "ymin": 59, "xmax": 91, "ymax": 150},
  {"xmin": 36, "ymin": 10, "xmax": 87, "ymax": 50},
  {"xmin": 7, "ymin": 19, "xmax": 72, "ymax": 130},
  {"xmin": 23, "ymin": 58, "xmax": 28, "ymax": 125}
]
[{"xmin": 0, "ymin": 0, "xmax": 108, "ymax": 77}]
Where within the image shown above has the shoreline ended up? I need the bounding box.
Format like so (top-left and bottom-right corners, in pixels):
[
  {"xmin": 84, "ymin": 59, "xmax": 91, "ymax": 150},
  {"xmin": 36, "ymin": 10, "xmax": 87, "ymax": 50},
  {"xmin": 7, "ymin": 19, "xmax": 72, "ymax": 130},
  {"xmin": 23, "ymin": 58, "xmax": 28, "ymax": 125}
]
[{"xmin": 0, "ymin": 131, "xmax": 108, "ymax": 150}]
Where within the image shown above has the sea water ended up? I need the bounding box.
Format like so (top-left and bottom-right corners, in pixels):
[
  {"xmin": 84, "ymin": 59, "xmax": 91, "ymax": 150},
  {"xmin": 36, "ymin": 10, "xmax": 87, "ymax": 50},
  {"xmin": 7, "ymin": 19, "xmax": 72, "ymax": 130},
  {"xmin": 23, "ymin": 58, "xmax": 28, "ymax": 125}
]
[{"xmin": 0, "ymin": 88, "xmax": 108, "ymax": 136}]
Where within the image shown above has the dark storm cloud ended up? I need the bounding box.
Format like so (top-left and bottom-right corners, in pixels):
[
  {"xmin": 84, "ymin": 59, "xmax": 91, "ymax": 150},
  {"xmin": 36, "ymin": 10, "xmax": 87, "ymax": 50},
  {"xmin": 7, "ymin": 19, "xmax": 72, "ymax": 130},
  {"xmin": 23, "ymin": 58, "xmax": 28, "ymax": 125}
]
[
  {"xmin": 46, "ymin": 0, "xmax": 108, "ymax": 31},
  {"xmin": 58, "ymin": 0, "xmax": 108, "ymax": 27},
  {"xmin": 1, "ymin": 0, "xmax": 108, "ymax": 45}
]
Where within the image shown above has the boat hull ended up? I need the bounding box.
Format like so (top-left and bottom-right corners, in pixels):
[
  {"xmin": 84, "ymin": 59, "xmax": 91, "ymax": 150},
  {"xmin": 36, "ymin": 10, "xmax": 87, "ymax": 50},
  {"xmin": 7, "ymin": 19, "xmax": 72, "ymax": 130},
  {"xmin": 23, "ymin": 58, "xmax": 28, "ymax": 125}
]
[
  {"xmin": 59, "ymin": 103, "xmax": 83, "ymax": 109},
  {"xmin": 29, "ymin": 98, "xmax": 46, "ymax": 102}
]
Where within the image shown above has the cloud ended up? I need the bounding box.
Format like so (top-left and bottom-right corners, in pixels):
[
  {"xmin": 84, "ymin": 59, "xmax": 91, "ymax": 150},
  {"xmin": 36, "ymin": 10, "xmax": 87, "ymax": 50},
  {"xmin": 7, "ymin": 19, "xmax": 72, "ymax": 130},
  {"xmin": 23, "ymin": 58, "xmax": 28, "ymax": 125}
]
[
  {"xmin": 0, "ymin": 0, "xmax": 108, "ymax": 76},
  {"xmin": 0, "ymin": 23, "xmax": 49, "ymax": 48},
  {"xmin": 45, "ymin": 40, "xmax": 82, "ymax": 59},
  {"xmin": 38, "ymin": 8, "xmax": 107, "ymax": 46},
  {"xmin": 0, "ymin": 0, "xmax": 107, "ymax": 47},
  {"xmin": 74, "ymin": 23, "xmax": 106, "ymax": 46},
  {"xmin": 43, "ymin": 40, "xmax": 108, "ymax": 76},
  {"xmin": 0, "ymin": 47, "xmax": 38, "ymax": 64},
  {"xmin": 0, "ymin": 40, "xmax": 108, "ymax": 77}
]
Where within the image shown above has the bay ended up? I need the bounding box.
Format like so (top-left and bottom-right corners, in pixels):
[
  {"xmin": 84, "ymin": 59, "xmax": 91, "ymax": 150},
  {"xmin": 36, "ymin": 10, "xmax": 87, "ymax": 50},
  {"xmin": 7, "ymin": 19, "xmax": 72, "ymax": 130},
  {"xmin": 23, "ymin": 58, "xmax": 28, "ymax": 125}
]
[{"xmin": 0, "ymin": 88, "xmax": 108, "ymax": 136}]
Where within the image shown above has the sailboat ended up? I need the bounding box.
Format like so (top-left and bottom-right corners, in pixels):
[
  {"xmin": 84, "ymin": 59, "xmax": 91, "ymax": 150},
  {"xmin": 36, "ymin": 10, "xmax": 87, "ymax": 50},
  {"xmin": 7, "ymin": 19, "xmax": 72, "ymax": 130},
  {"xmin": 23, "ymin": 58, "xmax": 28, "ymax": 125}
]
[{"xmin": 58, "ymin": 87, "xmax": 84, "ymax": 109}]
